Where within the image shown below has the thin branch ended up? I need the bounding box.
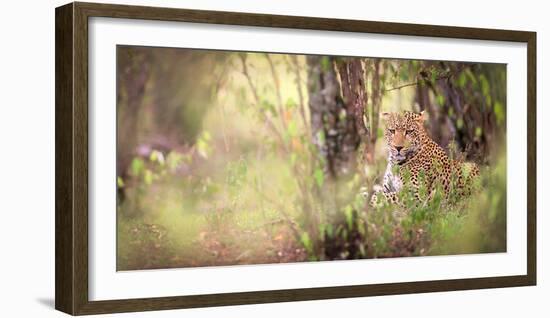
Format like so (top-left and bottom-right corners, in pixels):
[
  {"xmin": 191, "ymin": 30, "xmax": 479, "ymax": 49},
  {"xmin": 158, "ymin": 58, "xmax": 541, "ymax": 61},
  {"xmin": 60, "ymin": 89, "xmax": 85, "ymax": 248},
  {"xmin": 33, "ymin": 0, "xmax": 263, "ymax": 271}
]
[
  {"xmin": 384, "ymin": 79, "xmax": 430, "ymax": 92},
  {"xmin": 238, "ymin": 54, "xmax": 261, "ymax": 104},
  {"xmin": 288, "ymin": 55, "xmax": 310, "ymax": 137},
  {"xmin": 385, "ymin": 64, "xmax": 473, "ymax": 92},
  {"xmin": 265, "ymin": 54, "xmax": 287, "ymax": 131},
  {"xmin": 238, "ymin": 54, "xmax": 289, "ymax": 153},
  {"xmin": 213, "ymin": 60, "xmax": 231, "ymax": 153}
]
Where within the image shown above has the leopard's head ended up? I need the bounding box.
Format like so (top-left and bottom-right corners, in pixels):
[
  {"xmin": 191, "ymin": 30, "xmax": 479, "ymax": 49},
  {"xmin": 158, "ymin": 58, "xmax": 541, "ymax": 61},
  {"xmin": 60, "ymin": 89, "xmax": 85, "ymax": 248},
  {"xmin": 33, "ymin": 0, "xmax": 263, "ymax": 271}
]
[{"xmin": 382, "ymin": 110, "xmax": 426, "ymax": 164}]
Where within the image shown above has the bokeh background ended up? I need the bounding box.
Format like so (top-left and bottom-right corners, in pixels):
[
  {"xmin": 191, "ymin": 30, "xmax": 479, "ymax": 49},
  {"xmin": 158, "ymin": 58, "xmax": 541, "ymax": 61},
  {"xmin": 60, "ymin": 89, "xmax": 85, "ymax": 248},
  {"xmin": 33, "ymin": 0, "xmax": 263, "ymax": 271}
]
[{"xmin": 116, "ymin": 46, "xmax": 506, "ymax": 270}]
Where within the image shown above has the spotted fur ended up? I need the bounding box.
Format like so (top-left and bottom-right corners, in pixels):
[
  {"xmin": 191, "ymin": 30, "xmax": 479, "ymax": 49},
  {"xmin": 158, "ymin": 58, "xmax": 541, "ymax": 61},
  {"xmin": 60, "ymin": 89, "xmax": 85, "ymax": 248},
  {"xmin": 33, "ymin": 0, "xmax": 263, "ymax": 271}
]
[{"xmin": 371, "ymin": 111, "xmax": 479, "ymax": 206}]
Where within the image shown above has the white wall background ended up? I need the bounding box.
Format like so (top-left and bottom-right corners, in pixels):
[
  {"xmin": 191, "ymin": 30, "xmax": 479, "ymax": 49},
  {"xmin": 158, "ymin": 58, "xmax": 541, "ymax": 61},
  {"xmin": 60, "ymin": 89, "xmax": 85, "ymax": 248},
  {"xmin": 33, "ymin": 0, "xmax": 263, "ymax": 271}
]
[{"xmin": 0, "ymin": 0, "xmax": 546, "ymax": 316}]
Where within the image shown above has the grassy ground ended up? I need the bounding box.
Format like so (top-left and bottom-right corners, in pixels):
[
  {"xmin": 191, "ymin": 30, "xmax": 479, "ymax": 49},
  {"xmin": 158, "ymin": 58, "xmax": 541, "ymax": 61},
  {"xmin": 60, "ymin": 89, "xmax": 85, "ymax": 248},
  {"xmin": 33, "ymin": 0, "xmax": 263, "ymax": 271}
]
[{"xmin": 117, "ymin": 147, "xmax": 506, "ymax": 270}]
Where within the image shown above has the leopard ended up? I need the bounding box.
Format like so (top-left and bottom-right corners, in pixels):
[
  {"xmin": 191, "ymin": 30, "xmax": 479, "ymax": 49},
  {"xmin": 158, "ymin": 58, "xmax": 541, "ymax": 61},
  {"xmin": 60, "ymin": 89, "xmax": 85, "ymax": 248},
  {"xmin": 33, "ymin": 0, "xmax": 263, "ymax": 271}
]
[{"xmin": 370, "ymin": 110, "xmax": 479, "ymax": 206}]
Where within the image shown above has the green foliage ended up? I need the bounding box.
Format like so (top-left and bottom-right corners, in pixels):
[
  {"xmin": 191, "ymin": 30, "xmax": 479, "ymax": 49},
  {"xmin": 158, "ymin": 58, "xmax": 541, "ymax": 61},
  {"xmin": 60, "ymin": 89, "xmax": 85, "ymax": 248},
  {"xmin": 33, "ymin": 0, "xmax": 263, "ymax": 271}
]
[
  {"xmin": 494, "ymin": 101, "xmax": 505, "ymax": 125},
  {"xmin": 300, "ymin": 232, "xmax": 315, "ymax": 260},
  {"xmin": 117, "ymin": 176, "xmax": 125, "ymax": 188},
  {"xmin": 226, "ymin": 158, "xmax": 248, "ymax": 188},
  {"xmin": 130, "ymin": 157, "xmax": 145, "ymax": 177},
  {"xmin": 316, "ymin": 152, "xmax": 506, "ymax": 260},
  {"xmin": 436, "ymin": 94, "xmax": 446, "ymax": 107},
  {"xmin": 316, "ymin": 130, "xmax": 326, "ymax": 144},
  {"xmin": 475, "ymin": 127, "xmax": 483, "ymax": 138},
  {"xmin": 457, "ymin": 72, "xmax": 467, "ymax": 88},
  {"xmin": 456, "ymin": 118, "xmax": 464, "ymax": 129},
  {"xmin": 196, "ymin": 131, "xmax": 212, "ymax": 159},
  {"xmin": 313, "ymin": 168, "xmax": 324, "ymax": 188},
  {"xmin": 320, "ymin": 57, "xmax": 332, "ymax": 72},
  {"xmin": 260, "ymin": 99, "xmax": 277, "ymax": 117},
  {"xmin": 287, "ymin": 120, "xmax": 298, "ymax": 137},
  {"xmin": 117, "ymin": 51, "xmax": 507, "ymax": 270},
  {"xmin": 285, "ymin": 97, "xmax": 297, "ymax": 109},
  {"xmin": 166, "ymin": 152, "xmax": 185, "ymax": 170}
]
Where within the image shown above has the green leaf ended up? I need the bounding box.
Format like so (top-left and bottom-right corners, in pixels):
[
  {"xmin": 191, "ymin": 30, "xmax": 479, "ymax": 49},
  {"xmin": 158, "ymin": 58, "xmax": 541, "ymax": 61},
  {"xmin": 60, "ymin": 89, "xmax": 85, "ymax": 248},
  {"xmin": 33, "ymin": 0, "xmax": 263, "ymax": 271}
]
[
  {"xmin": 238, "ymin": 159, "xmax": 248, "ymax": 176},
  {"xmin": 456, "ymin": 118, "xmax": 464, "ymax": 129},
  {"xmin": 300, "ymin": 232, "xmax": 313, "ymax": 254},
  {"xmin": 130, "ymin": 158, "xmax": 144, "ymax": 176},
  {"xmin": 316, "ymin": 130, "xmax": 326, "ymax": 144},
  {"xmin": 475, "ymin": 127, "xmax": 483, "ymax": 138},
  {"xmin": 448, "ymin": 108, "xmax": 455, "ymax": 117},
  {"xmin": 314, "ymin": 168, "xmax": 324, "ymax": 188},
  {"xmin": 197, "ymin": 139, "xmax": 209, "ymax": 159},
  {"xmin": 260, "ymin": 99, "xmax": 277, "ymax": 116},
  {"xmin": 338, "ymin": 109, "xmax": 347, "ymax": 121},
  {"xmin": 457, "ymin": 72, "xmax": 467, "ymax": 88},
  {"xmin": 167, "ymin": 152, "xmax": 185, "ymax": 170},
  {"xmin": 344, "ymin": 205, "xmax": 354, "ymax": 229},
  {"xmin": 149, "ymin": 150, "xmax": 165, "ymax": 166},
  {"xmin": 436, "ymin": 94, "xmax": 446, "ymax": 106},
  {"xmin": 285, "ymin": 97, "xmax": 297, "ymax": 109},
  {"xmin": 117, "ymin": 176, "xmax": 125, "ymax": 188},
  {"xmin": 480, "ymin": 74, "xmax": 490, "ymax": 97},
  {"xmin": 321, "ymin": 57, "xmax": 331, "ymax": 72},
  {"xmin": 324, "ymin": 223, "xmax": 334, "ymax": 239},
  {"xmin": 287, "ymin": 120, "xmax": 298, "ymax": 137},
  {"xmin": 431, "ymin": 70, "xmax": 438, "ymax": 83},
  {"xmin": 466, "ymin": 69, "xmax": 478, "ymax": 87},
  {"xmin": 494, "ymin": 101, "xmax": 505, "ymax": 125},
  {"xmin": 143, "ymin": 169, "xmax": 153, "ymax": 185},
  {"xmin": 196, "ymin": 131, "xmax": 212, "ymax": 159}
]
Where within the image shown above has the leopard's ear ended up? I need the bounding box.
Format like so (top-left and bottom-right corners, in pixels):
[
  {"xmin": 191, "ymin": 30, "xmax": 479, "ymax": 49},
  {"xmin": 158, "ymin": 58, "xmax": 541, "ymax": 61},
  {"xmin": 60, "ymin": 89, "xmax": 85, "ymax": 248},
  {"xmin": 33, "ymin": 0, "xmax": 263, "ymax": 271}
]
[{"xmin": 381, "ymin": 112, "xmax": 391, "ymax": 120}]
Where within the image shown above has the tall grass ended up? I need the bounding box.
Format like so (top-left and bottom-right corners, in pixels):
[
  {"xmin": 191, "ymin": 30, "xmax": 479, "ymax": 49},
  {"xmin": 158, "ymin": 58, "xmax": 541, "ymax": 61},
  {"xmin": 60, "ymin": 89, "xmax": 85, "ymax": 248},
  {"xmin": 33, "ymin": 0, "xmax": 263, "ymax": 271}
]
[{"xmin": 317, "ymin": 152, "xmax": 506, "ymax": 261}]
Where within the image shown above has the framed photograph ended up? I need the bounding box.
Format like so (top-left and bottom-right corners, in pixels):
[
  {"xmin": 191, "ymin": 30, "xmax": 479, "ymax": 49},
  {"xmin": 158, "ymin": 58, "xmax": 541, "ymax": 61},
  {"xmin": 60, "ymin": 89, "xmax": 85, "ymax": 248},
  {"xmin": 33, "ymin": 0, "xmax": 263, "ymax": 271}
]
[{"xmin": 55, "ymin": 2, "xmax": 536, "ymax": 315}]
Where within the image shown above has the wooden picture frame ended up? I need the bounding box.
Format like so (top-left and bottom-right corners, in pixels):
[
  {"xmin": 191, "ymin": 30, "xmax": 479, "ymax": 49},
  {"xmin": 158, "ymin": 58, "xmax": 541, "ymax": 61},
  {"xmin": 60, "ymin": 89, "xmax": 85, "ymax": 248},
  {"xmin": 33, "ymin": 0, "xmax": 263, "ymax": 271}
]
[{"xmin": 55, "ymin": 1, "xmax": 536, "ymax": 315}]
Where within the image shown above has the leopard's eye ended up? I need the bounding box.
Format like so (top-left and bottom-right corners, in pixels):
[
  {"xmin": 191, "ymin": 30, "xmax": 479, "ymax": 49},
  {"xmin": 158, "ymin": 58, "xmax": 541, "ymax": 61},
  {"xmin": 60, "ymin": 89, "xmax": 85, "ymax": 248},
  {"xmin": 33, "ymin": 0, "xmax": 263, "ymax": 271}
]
[
  {"xmin": 406, "ymin": 129, "xmax": 414, "ymax": 135},
  {"xmin": 388, "ymin": 129, "xmax": 395, "ymax": 134}
]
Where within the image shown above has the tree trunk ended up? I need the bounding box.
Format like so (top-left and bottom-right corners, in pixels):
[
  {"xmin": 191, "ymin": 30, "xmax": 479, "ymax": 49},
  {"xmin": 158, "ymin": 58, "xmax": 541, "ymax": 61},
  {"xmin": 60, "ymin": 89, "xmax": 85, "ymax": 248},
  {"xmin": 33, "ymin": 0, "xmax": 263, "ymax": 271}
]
[
  {"xmin": 336, "ymin": 58, "xmax": 369, "ymax": 165},
  {"xmin": 414, "ymin": 62, "xmax": 502, "ymax": 162},
  {"xmin": 117, "ymin": 47, "xmax": 152, "ymax": 179},
  {"xmin": 306, "ymin": 56, "xmax": 368, "ymax": 179}
]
